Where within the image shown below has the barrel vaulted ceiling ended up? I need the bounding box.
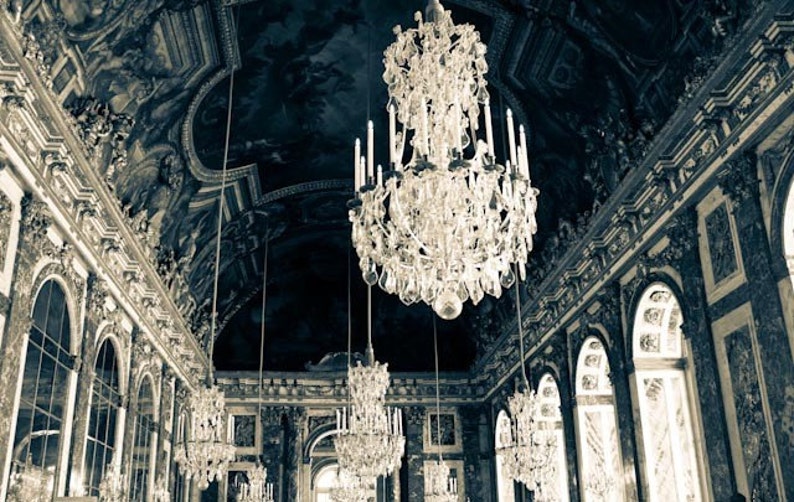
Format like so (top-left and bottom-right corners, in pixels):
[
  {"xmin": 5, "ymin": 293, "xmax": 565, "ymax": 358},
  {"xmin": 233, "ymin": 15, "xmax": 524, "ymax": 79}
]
[{"xmin": 29, "ymin": 0, "xmax": 755, "ymax": 371}]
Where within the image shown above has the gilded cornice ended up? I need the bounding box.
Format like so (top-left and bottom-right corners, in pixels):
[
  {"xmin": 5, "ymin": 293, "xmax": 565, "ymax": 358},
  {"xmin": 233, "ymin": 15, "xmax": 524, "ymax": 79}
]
[
  {"xmin": 216, "ymin": 371, "xmax": 480, "ymax": 407},
  {"xmin": 0, "ymin": 10, "xmax": 208, "ymax": 389},
  {"xmin": 476, "ymin": 5, "xmax": 794, "ymax": 400}
]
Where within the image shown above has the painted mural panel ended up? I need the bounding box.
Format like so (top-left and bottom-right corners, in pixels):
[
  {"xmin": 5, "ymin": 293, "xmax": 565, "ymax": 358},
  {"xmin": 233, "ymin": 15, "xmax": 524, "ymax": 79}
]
[
  {"xmin": 704, "ymin": 203, "xmax": 738, "ymax": 284},
  {"xmin": 725, "ymin": 326, "xmax": 778, "ymax": 500}
]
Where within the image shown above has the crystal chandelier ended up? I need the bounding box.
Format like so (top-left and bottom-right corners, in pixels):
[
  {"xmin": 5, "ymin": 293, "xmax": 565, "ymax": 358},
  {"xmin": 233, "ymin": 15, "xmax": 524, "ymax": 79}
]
[
  {"xmin": 425, "ymin": 459, "xmax": 458, "ymax": 502},
  {"xmin": 334, "ymin": 358, "xmax": 405, "ymax": 478},
  {"xmin": 97, "ymin": 462, "xmax": 127, "ymax": 502},
  {"xmin": 173, "ymin": 384, "xmax": 236, "ymax": 490},
  {"xmin": 334, "ymin": 285, "xmax": 405, "ymax": 479},
  {"xmin": 349, "ymin": 0, "xmax": 539, "ymax": 320},
  {"xmin": 237, "ymin": 465, "xmax": 275, "ymax": 502},
  {"xmin": 329, "ymin": 467, "xmax": 370, "ymax": 502},
  {"xmin": 498, "ymin": 265, "xmax": 556, "ymax": 495}
]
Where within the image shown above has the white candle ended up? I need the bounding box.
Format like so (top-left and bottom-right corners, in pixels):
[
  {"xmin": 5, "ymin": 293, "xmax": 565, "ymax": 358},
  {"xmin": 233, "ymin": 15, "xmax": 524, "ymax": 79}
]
[
  {"xmin": 336, "ymin": 409, "xmax": 341, "ymax": 431},
  {"xmin": 354, "ymin": 138, "xmax": 361, "ymax": 192},
  {"xmin": 367, "ymin": 120, "xmax": 374, "ymax": 182},
  {"xmin": 389, "ymin": 104, "xmax": 396, "ymax": 166},
  {"xmin": 455, "ymin": 97, "xmax": 463, "ymax": 153},
  {"xmin": 506, "ymin": 108, "xmax": 517, "ymax": 167},
  {"xmin": 360, "ymin": 156, "xmax": 366, "ymax": 188},
  {"xmin": 484, "ymin": 101, "xmax": 494, "ymax": 158},
  {"xmin": 377, "ymin": 164, "xmax": 383, "ymax": 186},
  {"xmin": 519, "ymin": 124, "xmax": 529, "ymax": 178},
  {"xmin": 422, "ymin": 98, "xmax": 429, "ymax": 156}
]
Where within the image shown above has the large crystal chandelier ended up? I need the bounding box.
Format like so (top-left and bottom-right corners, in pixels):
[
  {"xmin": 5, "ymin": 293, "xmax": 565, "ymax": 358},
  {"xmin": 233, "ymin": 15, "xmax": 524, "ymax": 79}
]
[
  {"xmin": 174, "ymin": 62, "xmax": 239, "ymax": 490},
  {"xmin": 237, "ymin": 465, "xmax": 275, "ymax": 502},
  {"xmin": 329, "ymin": 467, "xmax": 370, "ymax": 502},
  {"xmin": 334, "ymin": 286, "xmax": 405, "ymax": 479},
  {"xmin": 349, "ymin": 0, "xmax": 539, "ymax": 320},
  {"xmin": 498, "ymin": 266, "xmax": 556, "ymax": 496}
]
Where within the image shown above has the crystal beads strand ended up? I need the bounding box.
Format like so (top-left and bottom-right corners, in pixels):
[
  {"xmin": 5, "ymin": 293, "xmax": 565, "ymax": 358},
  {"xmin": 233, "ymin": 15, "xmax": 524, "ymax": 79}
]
[{"xmin": 349, "ymin": 0, "xmax": 539, "ymax": 320}]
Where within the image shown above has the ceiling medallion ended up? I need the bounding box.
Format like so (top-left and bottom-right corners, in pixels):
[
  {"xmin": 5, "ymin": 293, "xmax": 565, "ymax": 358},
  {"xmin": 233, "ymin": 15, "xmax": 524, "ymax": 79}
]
[{"xmin": 349, "ymin": 0, "xmax": 539, "ymax": 320}]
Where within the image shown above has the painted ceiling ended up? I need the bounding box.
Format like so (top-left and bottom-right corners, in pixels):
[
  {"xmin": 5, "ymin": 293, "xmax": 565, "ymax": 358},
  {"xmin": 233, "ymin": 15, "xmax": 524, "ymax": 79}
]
[{"xmin": 34, "ymin": 0, "xmax": 750, "ymax": 371}]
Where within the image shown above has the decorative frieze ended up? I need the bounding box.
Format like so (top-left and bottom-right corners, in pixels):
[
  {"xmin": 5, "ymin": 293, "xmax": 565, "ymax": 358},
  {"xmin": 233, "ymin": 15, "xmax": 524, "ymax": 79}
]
[{"xmin": 719, "ymin": 151, "xmax": 759, "ymax": 207}]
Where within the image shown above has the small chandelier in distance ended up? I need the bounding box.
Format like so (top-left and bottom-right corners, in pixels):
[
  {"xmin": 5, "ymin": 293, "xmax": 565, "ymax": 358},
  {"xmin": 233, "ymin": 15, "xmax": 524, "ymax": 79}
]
[
  {"xmin": 500, "ymin": 386, "xmax": 557, "ymax": 494},
  {"xmin": 237, "ymin": 464, "xmax": 274, "ymax": 502},
  {"xmin": 329, "ymin": 466, "xmax": 370, "ymax": 502},
  {"xmin": 173, "ymin": 384, "xmax": 236, "ymax": 490},
  {"xmin": 334, "ymin": 358, "xmax": 405, "ymax": 479},
  {"xmin": 425, "ymin": 459, "xmax": 458, "ymax": 502},
  {"xmin": 349, "ymin": 0, "xmax": 539, "ymax": 320}
]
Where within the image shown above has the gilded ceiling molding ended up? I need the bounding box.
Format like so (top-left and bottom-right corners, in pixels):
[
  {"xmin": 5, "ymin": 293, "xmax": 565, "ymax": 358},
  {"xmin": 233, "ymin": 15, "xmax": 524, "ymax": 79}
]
[
  {"xmin": 0, "ymin": 13, "xmax": 208, "ymax": 388},
  {"xmin": 477, "ymin": 7, "xmax": 794, "ymax": 400}
]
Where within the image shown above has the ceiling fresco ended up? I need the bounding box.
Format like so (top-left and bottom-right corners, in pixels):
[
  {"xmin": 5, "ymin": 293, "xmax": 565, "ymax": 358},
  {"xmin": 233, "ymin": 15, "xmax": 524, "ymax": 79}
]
[{"xmin": 28, "ymin": 0, "xmax": 753, "ymax": 371}]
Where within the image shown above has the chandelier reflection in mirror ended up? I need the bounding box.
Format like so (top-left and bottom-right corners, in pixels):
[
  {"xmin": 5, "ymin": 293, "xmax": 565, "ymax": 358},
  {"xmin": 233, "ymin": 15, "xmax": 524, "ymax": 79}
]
[
  {"xmin": 349, "ymin": 0, "xmax": 539, "ymax": 320},
  {"xmin": 237, "ymin": 464, "xmax": 275, "ymax": 502},
  {"xmin": 7, "ymin": 455, "xmax": 51, "ymax": 502}
]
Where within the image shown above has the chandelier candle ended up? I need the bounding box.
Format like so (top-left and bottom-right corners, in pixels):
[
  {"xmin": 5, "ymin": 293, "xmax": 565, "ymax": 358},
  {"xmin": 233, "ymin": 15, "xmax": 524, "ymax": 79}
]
[{"xmin": 349, "ymin": 0, "xmax": 539, "ymax": 320}]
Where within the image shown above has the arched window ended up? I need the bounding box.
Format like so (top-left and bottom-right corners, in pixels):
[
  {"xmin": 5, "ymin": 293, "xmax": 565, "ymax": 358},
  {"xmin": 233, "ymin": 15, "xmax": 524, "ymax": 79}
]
[
  {"xmin": 631, "ymin": 283, "xmax": 703, "ymax": 501},
  {"xmin": 494, "ymin": 409, "xmax": 515, "ymax": 502},
  {"xmin": 313, "ymin": 464, "xmax": 338, "ymax": 502},
  {"xmin": 536, "ymin": 374, "xmax": 569, "ymax": 502},
  {"xmin": 9, "ymin": 279, "xmax": 73, "ymax": 497},
  {"xmin": 129, "ymin": 376, "xmax": 155, "ymax": 501},
  {"xmin": 784, "ymin": 177, "xmax": 794, "ymax": 287},
  {"xmin": 83, "ymin": 338, "xmax": 121, "ymax": 496},
  {"xmin": 574, "ymin": 336, "xmax": 623, "ymax": 501}
]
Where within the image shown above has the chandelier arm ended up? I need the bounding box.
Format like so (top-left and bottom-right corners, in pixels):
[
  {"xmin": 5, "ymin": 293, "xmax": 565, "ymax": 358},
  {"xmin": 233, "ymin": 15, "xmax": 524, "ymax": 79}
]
[{"xmin": 207, "ymin": 67, "xmax": 236, "ymax": 382}]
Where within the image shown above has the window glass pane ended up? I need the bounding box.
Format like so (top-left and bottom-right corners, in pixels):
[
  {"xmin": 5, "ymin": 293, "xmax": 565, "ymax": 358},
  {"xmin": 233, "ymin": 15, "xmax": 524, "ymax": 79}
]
[
  {"xmin": 84, "ymin": 340, "xmax": 121, "ymax": 496},
  {"xmin": 9, "ymin": 280, "xmax": 71, "ymax": 500}
]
